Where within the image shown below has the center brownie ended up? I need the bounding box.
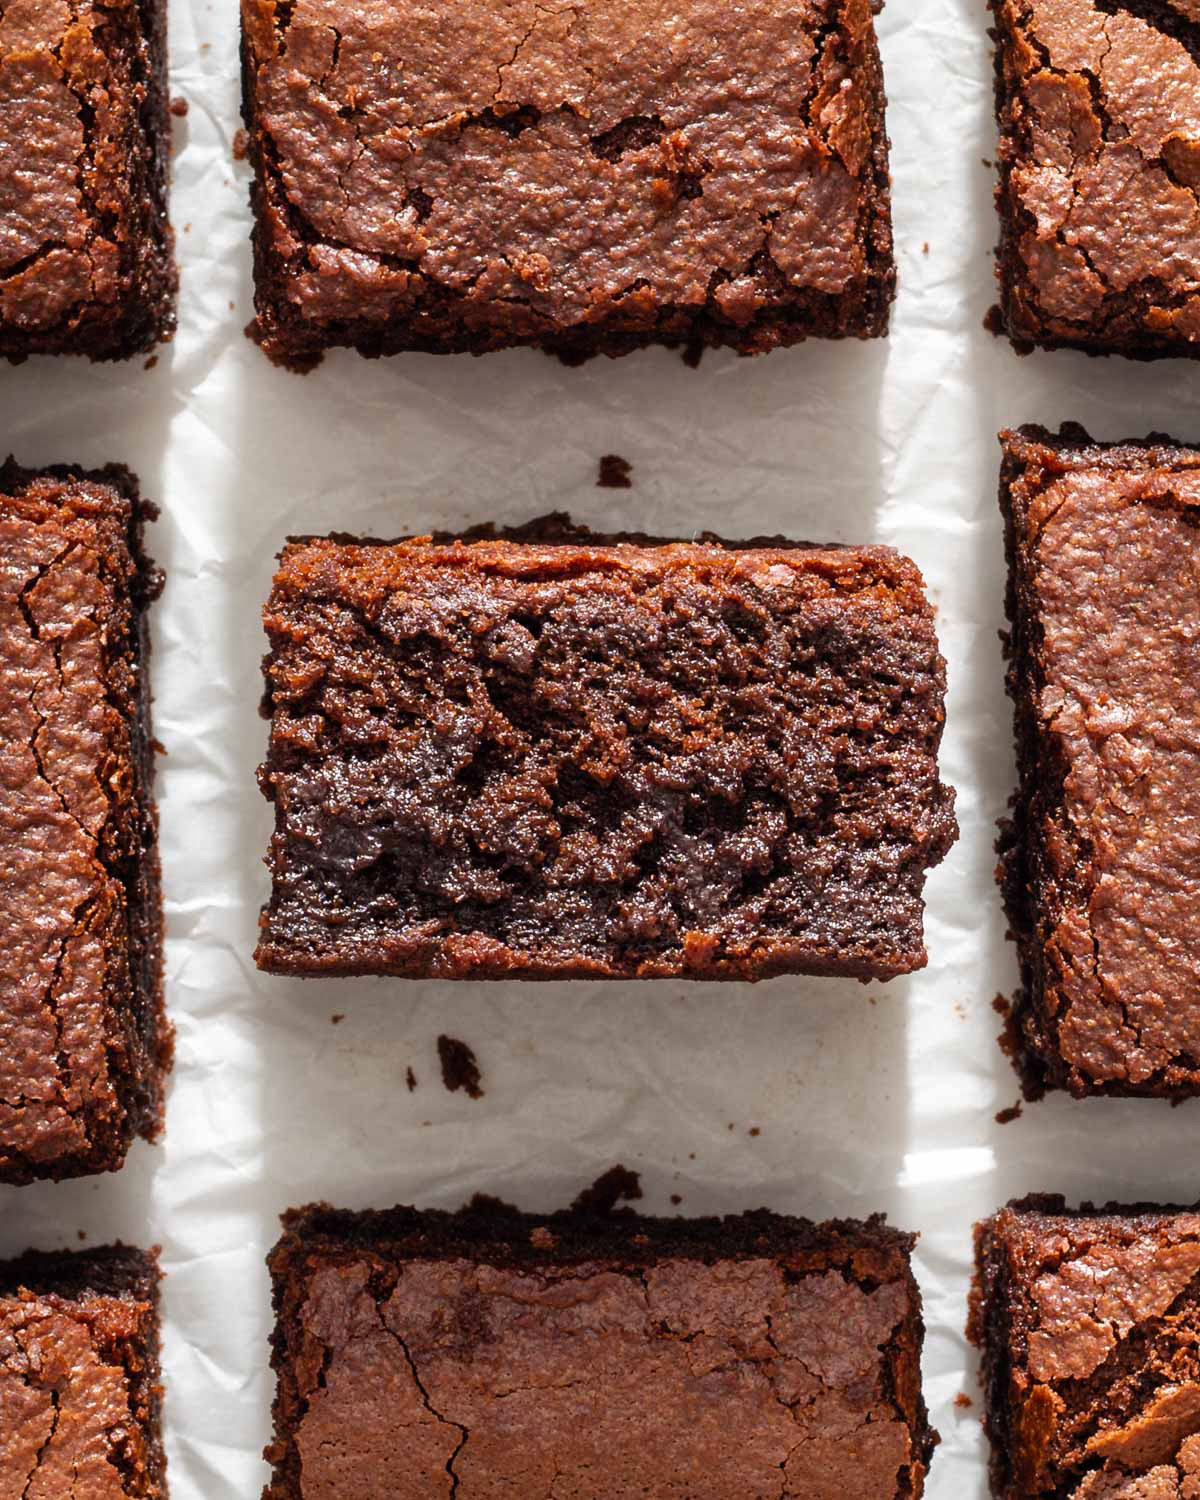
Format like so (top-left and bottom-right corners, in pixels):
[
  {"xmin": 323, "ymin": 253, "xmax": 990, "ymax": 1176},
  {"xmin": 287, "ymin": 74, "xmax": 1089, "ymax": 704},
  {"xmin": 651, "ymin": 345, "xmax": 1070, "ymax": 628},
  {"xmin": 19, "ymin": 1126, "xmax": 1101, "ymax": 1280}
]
[
  {"xmin": 255, "ymin": 521, "xmax": 956, "ymax": 981},
  {"xmin": 263, "ymin": 1199, "xmax": 937, "ymax": 1499}
]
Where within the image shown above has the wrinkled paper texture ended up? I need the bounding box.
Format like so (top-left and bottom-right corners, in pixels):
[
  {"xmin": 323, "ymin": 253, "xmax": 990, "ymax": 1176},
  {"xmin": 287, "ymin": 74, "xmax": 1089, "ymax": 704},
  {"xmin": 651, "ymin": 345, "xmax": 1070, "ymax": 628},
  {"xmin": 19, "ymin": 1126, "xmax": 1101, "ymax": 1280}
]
[{"xmin": 3, "ymin": 1, "xmax": 1200, "ymax": 1496}]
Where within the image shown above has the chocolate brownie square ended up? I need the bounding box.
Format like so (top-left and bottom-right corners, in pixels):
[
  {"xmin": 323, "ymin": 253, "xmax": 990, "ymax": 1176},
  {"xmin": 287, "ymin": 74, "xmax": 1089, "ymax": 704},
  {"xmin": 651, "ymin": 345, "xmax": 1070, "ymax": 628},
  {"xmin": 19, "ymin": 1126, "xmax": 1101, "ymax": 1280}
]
[
  {"xmin": 971, "ymin": 1196, "xmax": 1200, "ymax": 1499},
  {"xmin": 239, "ymin": 0, "xmax": 895, "ymax": 368},
  {"xmin": 255, "ymin": 521, "xmax": 956, "ymax": 981},
  {"xmin": 0, "ymin": 1, "xmax": 176, "ymax": 361},
  {"xmin": 0, "ymin": 1243, "xmax": 166, "ymax": 1498},
  {"xmin": 0, "ymin": 460, "xmax": 170, "ymax": 1183},
  {"xmin": 264, "ymin": 1197, "xmax": 937, "ymax": 1499},
  {"xmin": 998, "ymin": 425, "xmax": 1200, "ymax": 1097},
  {"xmin": 990, "ymin": 0, "xmax": 1200, "ymax": 358}
]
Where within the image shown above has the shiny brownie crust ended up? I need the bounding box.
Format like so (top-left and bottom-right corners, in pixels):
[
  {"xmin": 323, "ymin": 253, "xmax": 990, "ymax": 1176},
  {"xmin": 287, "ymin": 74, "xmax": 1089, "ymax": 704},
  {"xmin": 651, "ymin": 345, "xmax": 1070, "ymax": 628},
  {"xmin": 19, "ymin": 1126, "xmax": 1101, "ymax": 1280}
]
[
  {"xmin": 239, "ymin": 0, "xmax": 895, "ymax": 368},
  {"xmin": 0, "ymin": 0, "xmax": 176, "ymax": 361},
  {"xmin": 998, "ymin": 425, "xmax": 1200, "ymax": 1098},
  {"xmin": 991, "ymin": 0, "xmax": 1200, "ymax": 358},
  {"xmin": 971, "ymin": 1197, "xmax": 1200, "ymax": 1498},
  {"xmin": 263, "ymin": 1198, "xmax": 936, "ymax": 1499},
  {"xmin": 0, "ymin": 1243, "xmax": 166, "ymax": 1499},
  {"xmin": 0, "ymin": 460, "xmax": 170, "ymax": 1183},
  {"xmin": 255, "ymin": 519, "xmax": 956, "ymax": 981}
]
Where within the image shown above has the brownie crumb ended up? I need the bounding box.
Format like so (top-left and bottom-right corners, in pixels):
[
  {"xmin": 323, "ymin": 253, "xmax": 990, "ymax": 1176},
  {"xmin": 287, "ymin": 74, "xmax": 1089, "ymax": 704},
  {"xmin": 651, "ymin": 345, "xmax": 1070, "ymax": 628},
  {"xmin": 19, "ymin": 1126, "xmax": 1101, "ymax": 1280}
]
[
  {"xmin": 748, "ymin": 1127, "xmax": 761, "ymax": 1138},
  {"xmin": 143, "ymin": 354, "xmax": 159, "ymax": 370},
  {"xmin": 170, "ymin": 96, "xmax": 189, "ymax": 118},
  {"xmin": 233, "ymin": 127, "xmax": 250, "ymax": 162},
  {"xmin": 597, "ymin": 454, "xmax": 633, "ymax": 490},
  {"xmin": 670, "ymin": 1194, "xmax": 682, "ymax": 1205},
  {"xmin": 330, "ymin": 1013, "xmax": 344, "ymax": 1026},
  {"xmin": 954, "ymin": 1393, "xmax": 972, "ymax": 1410},
  {"xmin": 994, "ymin": 1102, "xmax": 1023, "ymax": 1125},
  {"xmin": 570, "ymin": 1166, "xmax": 643, "ymax": 1216},
  {"xmin": 991, "ymin": 994, "xmax": 1010, "ymax": 1016},
  {"xmin": 437, "ymin": 1035, "xmax": 484, "ymax": 1100},
  {"xmin": 405, "ymin": 1067, "xmax": 417, "ymax": 1092}
]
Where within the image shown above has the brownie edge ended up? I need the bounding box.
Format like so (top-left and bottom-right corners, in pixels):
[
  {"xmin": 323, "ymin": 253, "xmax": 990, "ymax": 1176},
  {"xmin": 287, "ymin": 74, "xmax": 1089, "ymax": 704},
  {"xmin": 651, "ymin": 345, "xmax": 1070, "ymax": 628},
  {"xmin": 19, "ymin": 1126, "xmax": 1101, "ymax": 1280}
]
[
  {"xmin": 971, "ymin": 1196, "xmax": 1200, "ymax": 1498},
  {"xmin": 264, "ymin": 1197, "xmax": 936, "ymax": 1499},
  {"xmin": 998, "ymin": 423, "xmax": 1200, "ymax": 1099},
  {"xmin": 0, "ymin": 459, "xmax": 170, "ymax": 1182},
  {"xmin": 0, "ymin": 1243, "xmax": 167, "ymax": 1499}
]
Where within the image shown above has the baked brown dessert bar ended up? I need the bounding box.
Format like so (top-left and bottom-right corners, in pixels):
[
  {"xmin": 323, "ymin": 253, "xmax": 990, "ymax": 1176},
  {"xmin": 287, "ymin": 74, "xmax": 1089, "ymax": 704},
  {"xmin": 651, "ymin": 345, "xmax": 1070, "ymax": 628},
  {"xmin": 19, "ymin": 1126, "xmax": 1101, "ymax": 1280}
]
[
  {"xmin": 0, "ymin": 1243, "xmax": 166, "ymax": 1498},
  {"xmin": 998, "ymin": 425, "xmax": 1200, "ymax": 1097},
  {"xmin": 239, "ymin": 0, "xmax": 895, "ymax": 369},
  {"xmin": 264, "ymin": 1197, "xmax": 937, "ymax": 1499},
  {"xmin": 0, "ymin": 460, "xmax": 170, "ymax": 1183},
  {"xmin": 256, "ymin": 520, "xmax": 956, "ymax": 981},
  {"xmin": 0, "ymin": 1, "xmax": 176, "ymax": 361},
  {"xmin": 971, "ymin": 1196, "xmax": 1200, "ymax": 1498},
  {"xmin": 990, "ymin": 0, "xmax": 1200, "ymax": 358}
]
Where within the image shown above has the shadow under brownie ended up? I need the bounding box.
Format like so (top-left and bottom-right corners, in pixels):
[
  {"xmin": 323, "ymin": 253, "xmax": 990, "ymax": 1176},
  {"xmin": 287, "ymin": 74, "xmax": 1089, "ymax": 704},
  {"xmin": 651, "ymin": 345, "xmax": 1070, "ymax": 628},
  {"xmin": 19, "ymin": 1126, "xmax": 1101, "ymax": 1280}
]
[
  {"xmin": 255, "ymin": 518, "xmax": 956, "ymax": 981},
  {"xmin": 0, "ymin": 460, "xmax": 170, "ymax": 1183},
  {"xmin": 0, "ymin": 0, "xmax": 176, "ymax": 361},
  {"xmin": 998, "ymin": 425, "xmax": 1200, "ymax": 1098},
  {"xmin": 990, "ymin": 0, "xmax": 1200, "ymax": 359},
  {"xmin": 0, "ymin": 1243, "xmax": 166, "ymax": 1499},
  {"xmin": 971, "ymin": 1196, "xmax": 1200, "ymax": 1499},
  {"xmin": 264, "ymin": 1196, "xmax": 937, "ymax": 1499},
  {"xmin": 239, "ymin": 0, "xmax": 895, "ymax": 368}
]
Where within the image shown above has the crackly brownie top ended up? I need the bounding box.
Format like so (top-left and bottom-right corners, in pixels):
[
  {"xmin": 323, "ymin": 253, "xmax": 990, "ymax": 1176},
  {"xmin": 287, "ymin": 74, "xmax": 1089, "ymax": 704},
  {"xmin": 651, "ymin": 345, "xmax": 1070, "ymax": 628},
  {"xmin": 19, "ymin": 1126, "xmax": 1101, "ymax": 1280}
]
[
  {"xmin": 1003, "ymin": 428, "xmax": 1200, "ymax": 1091},
  {"xmin": 258, "ymin": 533, "xmax": 955, "ymax": 978},
  {"xmin": 996, "ymin": 0, "xmax": 1200, "ymax": 345},
  {"xmin": 270, "ymin": 1204, "xmax": 928, "ymax": 1498},
  {"xmin": 242, "ymin": 0, "xmax": 886, "ymax": 332},
  {"xmin": 0, "ymin": 466, "xmax": 144, "ymax": 1175},
  {"xmin": 0, "ymin": 1248, "xmax": 161, "ymax": 1499},
  {"xmin": 0, "ymin": 2, "xmax": 141, "ymax": 334},
  {"xmin": 982, "ymin": 1200, "xmax": 1200, "ymax": 1497}
]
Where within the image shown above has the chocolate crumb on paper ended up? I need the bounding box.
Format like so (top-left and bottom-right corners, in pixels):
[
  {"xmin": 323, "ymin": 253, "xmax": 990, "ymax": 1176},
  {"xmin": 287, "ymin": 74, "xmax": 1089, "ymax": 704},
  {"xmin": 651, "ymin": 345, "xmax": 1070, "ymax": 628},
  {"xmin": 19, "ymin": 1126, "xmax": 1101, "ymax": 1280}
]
[
  {"xmin": 571, "ymin": 1165, "xmax": 643, "ymax": 1215},
  {"xmin": 597, "ymin": 454, "xmax": 633, "ymax": 489},
  {"xmin": 437, "ymin": 1035, "xmax": 484, "ymax": 1100}
]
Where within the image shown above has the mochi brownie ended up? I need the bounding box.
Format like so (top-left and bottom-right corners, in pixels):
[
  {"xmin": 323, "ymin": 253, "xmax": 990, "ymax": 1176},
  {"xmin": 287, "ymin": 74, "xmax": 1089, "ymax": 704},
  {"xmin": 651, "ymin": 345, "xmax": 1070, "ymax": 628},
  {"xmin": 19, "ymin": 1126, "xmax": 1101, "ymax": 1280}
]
[
  {"xmin": 990, "ymin": 0, "xmax": 1200, "ymax": 358},
  {"xmin": 971, "ymin": 1196, "xmax": 1200, "ymax": 1498},
  {"xmin": 263, "ymin": 1197, "xmax": 936, "ymax": 1499},
  {"xmin": 998, "ymin": 425, "xmax": 1200, "ymax": 1098},
  {"xmin": 0, "ymin": 0, "xmax": 176, "ymax": 361},
  {"xmin": 0, "ymin": 460, "xmax": 169, "ymax": 1183},
  {"xmin": 256, "ymin": 520, "xmax": 956, "ymax": 981},
  {"xmin": 0, "ymin": 1243, "xmax": 166, "ymax": 1498},
  {"xmin": 239, "ymin": 0, "xmax": 895, "ymax": 369}
]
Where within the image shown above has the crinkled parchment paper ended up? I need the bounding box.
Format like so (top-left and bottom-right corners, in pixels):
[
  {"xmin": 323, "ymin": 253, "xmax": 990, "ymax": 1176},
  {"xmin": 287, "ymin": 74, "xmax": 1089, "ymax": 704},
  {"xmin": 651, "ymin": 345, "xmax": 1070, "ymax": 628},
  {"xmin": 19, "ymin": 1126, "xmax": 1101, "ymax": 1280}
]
[{"xmin": 4, "ymin": 2, "xmax": 1200, "ymax": 1495}]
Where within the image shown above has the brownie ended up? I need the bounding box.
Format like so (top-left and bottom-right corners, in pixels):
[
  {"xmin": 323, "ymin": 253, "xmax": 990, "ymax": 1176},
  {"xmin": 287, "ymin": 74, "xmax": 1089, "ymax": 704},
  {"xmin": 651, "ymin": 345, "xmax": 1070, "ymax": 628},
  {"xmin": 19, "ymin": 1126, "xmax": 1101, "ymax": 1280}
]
[
  {"xmin": 263, "ymin": 1197, "xmax": 936, "ymax": 1499},
  {"xmin": 239, "ymin": 0, "xmax": 895, "ymax": 369},
  {"xmin": 0, "ymin": 1243, "xmax": 166, "ymax": 1499},
  {"xmin": 0, "ymin": 460, "xmax": 170, "ymax": 1183},
  {"xmin": 990, "ymin": 0, "xmax": 1200, "ymax": 358},
  {"xmin": 0, "ymin": 0, "xmax": 176, "ymax": 362},
  {"xmin": 971, "ymin": 1196, "xmax": 1200, "ymax": 1499},
  {"xmin": 255, "ymin": 519, "xmax": 956, "ymax": 981},
  {"xmin": 998, "ymin": 424, "xmax": 1200, "ymax": 1098}
]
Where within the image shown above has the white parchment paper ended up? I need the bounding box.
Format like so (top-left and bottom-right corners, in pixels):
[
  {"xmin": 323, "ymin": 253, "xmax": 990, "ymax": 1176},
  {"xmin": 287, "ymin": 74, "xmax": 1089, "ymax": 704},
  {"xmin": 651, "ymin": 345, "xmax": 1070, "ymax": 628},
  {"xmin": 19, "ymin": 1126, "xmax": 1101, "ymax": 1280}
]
[{"xmin": 4, "ymin": 1, "xmax": 1200, "ymax": 1494}]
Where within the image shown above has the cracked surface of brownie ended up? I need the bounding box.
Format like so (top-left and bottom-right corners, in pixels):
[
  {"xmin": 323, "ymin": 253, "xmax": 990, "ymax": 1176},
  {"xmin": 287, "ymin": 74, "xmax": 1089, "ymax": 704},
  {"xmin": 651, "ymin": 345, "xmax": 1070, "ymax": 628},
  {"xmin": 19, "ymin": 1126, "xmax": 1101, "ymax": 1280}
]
[
  {"xmin": 0, "ymin": 0, "xmax": 176, "ymax": 362},
  {"xmin": 239, "ymin": 0, "xmax": 895, "ymax": 367},
  {"xmin": 991, "ymin": 0, "xmax": 1200, "ymax": 357},
  {"xmin": 0, "ymin": 1243, "xmax": 166, "ymax": 1499},
  {"xmin": 971, "ymin": 1197, "xmax": 1200, "ymax": 1499},
  {"xmin": 0, "ymin": 460, "xmax": 170, "ymax": 1183},
  {"xmin": 263, "ymin": 1198, "xmax": 936, "ymax": 1499},
  {"xmin": 998, "ymin": 425, "xmax": 1200, "ymax": 1098},
  {"xmin": 255, "ymin": 521, "xmax": 956, "ymax": 982}
]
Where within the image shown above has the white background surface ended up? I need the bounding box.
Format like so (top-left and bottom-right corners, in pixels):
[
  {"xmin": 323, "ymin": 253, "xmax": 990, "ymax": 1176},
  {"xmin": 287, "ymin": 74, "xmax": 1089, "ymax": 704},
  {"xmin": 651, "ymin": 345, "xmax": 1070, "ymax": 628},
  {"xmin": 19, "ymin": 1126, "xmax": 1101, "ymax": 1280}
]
[{"xmin": 3, "ymin": 0, "xmax": 1200, "ymax": 1495}]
